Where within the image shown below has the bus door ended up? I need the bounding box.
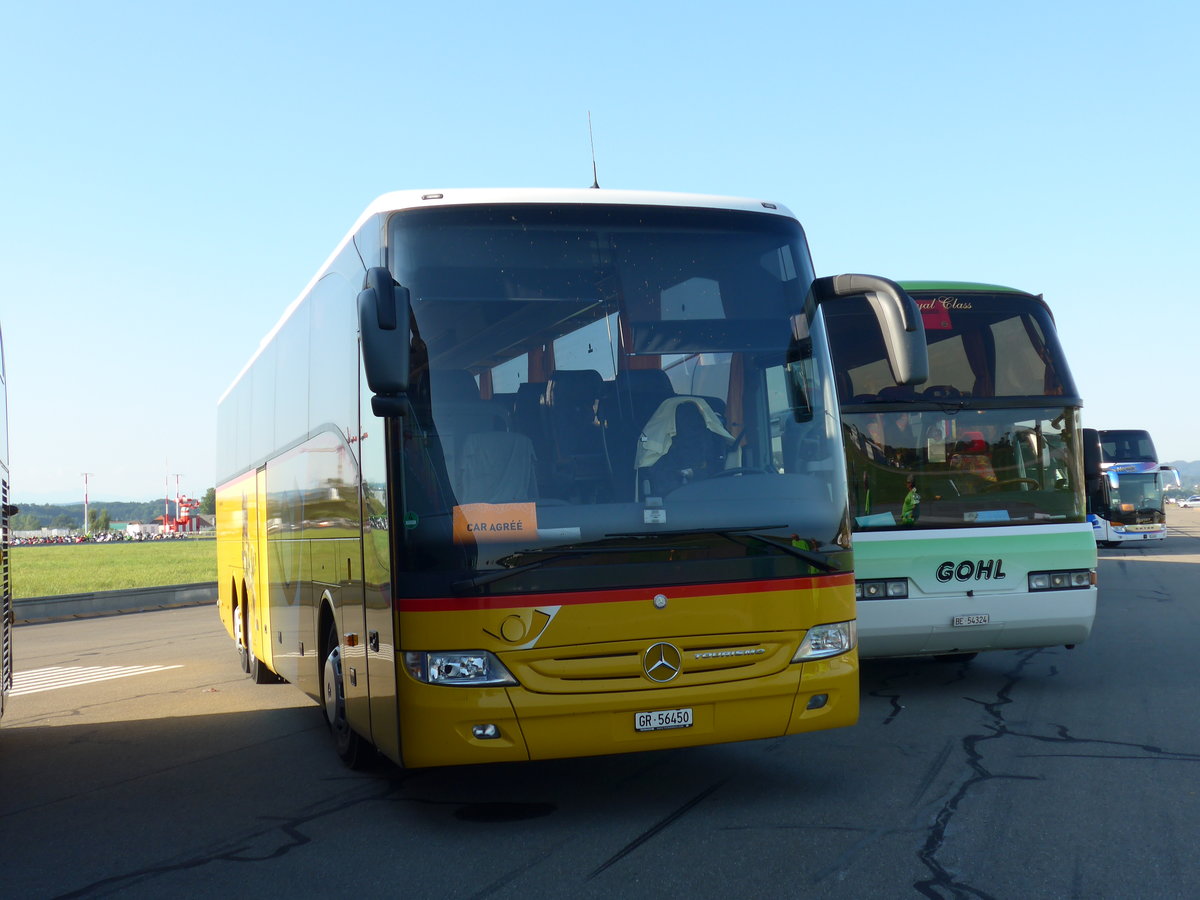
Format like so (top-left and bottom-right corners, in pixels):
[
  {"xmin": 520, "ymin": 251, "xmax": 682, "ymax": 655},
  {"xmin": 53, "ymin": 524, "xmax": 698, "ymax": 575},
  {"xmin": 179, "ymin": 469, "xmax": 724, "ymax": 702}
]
[
  {"xmin": 253, "ymin": 467, "xmax": 272, "ymax": 670},
  {"xmin": 360, "ymin": 367, "xmax": 399, "ymax": 760}
]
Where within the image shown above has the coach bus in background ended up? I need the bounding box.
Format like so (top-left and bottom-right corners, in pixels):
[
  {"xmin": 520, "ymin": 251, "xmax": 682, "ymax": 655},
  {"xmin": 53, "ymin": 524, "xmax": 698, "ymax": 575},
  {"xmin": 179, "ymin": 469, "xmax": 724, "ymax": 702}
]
[
  {"xmin": 1087, "ymin": 429, "xmax": 1179, "ymax": 546},
  {"xmin": 1, "ymin": 323, "xmax": 13, "ymax": 721},
  {"xmin": 215, "ymin": 188, "xmax": 928, "ymax": 768},
  {"xmin": 823, "ymin": 281, "xmax": 1097, "ymax": 662}
]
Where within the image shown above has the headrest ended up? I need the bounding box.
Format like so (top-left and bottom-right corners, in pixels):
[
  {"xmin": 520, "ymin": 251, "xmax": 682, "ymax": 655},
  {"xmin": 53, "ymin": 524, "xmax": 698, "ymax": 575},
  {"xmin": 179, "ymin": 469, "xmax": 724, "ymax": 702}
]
[
  {"xmin": 428, "ymin": 370, "xmax": 480, "ymax": 404},
  {"xmin": 960, "ymin": 431, "xmax": 987, "ymax": 454}
]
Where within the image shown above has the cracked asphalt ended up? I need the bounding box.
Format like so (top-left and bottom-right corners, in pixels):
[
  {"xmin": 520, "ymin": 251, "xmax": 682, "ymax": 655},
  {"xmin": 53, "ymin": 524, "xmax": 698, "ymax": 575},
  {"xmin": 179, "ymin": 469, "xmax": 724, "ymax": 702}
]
[{"xmin": 3, "ymin": 515, "xmax": 1198, "ymax": 898}]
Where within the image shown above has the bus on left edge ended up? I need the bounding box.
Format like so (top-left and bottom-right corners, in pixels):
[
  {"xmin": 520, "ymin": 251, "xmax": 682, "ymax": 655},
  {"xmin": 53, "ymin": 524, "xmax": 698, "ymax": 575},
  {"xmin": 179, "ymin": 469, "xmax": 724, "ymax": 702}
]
[
  {"xmin": 1, "ymin": 323, "xmax": 13, "ymax": 721},
  {"xmin": 215, "ymin": 188, "xmax": 928, "ymax": 769}
]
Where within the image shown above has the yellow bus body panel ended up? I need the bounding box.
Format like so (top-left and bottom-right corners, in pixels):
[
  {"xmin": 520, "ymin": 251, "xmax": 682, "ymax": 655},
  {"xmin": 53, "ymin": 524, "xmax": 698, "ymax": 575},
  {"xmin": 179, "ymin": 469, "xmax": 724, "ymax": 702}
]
[
  {"xmin": 396, "ymin": 577, "xmax": 858, "ymax": 768},
  {"xmin": 216, "ymin": 471, "xmax": 259, "ymax": 643}
]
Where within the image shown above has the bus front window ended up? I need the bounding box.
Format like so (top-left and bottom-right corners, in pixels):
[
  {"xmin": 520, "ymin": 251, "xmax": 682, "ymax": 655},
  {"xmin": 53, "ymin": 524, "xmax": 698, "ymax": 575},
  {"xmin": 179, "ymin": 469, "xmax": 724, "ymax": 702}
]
[
  {"xmin": 1107, "ymin": 471, "xmax": 1166, "ymax": 523},
  {"xmin": 387, "ymin": 202, "xmax": 850, "ymax": 595},
  {"xmin": 843, "ymin": 407, "xmax": 1084, "ymax": 530}
]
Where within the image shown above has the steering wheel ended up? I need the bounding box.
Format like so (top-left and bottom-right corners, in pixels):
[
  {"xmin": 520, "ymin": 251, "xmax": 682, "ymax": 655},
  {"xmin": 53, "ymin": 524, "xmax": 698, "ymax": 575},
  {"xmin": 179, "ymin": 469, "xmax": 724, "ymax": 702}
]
[{"xmin": 983, "ymin": 478, "xmax": 1040, "ymax": 492}]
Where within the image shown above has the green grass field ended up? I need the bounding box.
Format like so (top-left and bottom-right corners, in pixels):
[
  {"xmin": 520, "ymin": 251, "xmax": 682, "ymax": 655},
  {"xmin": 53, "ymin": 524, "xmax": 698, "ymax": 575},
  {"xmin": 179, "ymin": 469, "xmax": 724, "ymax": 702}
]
[{"xmin": 10, "ymin": 540, "xmax": 217, "ymax": 598}]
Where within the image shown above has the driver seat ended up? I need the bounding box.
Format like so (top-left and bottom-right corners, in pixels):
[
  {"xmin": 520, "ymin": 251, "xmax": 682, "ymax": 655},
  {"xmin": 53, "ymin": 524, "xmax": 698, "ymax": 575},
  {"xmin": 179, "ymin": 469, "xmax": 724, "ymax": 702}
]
[{"xmin": 636, "ymin": 397, "xmax": 733, "ymax": 497}]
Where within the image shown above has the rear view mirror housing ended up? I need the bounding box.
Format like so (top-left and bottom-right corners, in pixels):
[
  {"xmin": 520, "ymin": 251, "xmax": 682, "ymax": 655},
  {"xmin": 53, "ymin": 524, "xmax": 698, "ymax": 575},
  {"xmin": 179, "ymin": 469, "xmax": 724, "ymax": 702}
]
[
  {"xmin": 814, "ymin": 274, "xmax": 928, "ymax": 386},
  {"xmin": 358, "ymin": 267, "xmax": 411, "ymax": 413}
]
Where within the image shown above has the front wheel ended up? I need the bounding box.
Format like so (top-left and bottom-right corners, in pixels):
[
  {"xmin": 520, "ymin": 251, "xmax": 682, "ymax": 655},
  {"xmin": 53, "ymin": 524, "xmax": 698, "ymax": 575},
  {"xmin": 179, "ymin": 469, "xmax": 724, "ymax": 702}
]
[
  {"xmin": 322, "ymin": 622, "xmax": 368, "ymax": 768},
  {"xmin": 934, "ymin": 652, "xmax": 979, "ymax": 663}
]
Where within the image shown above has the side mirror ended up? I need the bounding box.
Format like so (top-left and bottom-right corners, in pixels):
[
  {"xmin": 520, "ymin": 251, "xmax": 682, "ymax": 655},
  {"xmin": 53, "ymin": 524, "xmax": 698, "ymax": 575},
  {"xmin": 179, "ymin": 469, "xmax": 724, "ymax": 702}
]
[
  {"xmin": 357, "ymin": 267, "xmax": 411, "ymax": 408},
  {"xmin": 1082, "ymin": 427, "xmax": 1102, "ymax": 479},
  {"xmin": 814, "ymin": 274, "xmax": 928, "ymax": 386}
]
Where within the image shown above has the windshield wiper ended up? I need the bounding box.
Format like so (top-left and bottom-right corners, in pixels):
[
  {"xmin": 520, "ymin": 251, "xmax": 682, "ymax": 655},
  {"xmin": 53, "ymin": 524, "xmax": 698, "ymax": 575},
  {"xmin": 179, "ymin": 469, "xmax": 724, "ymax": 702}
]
[
  {"xmin": 453, "ymin": 543, "xmax": 690, "ymax": 592},
  {"xmin": 453, "ymin": 560, "xmax": 550, "ymax": 592},
  {"xmin": 758, "ymin": 538, "xmax": 842, "ymax": 573},
  {"xmin": 604, "ymin": 523, "xmax": 787, "ymax": 539},
  {"xmin": 606, "ymin": 524, "xmax": 842, "ymax": 573},
  {"xmin": 456, "ymin": 525, "xmax": 842, "ymax": 592}
]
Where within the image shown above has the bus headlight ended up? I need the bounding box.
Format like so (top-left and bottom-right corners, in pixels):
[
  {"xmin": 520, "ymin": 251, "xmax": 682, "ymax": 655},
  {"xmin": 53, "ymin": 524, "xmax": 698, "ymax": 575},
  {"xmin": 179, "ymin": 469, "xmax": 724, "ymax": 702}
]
[
  {"xmin": 855, "ymin": 579, "xmax": 908, "ymax": 599},
  {"xmin": 792, "ymin": 621, "xmax": 857, "ymax": 661},
  {"xmin": 1028, "ymin": 569, "xmax": 1095, "ymax": 591},
  {"xmin": 403, "ymin": 650, "xmax": 517, "ymax": 686}
]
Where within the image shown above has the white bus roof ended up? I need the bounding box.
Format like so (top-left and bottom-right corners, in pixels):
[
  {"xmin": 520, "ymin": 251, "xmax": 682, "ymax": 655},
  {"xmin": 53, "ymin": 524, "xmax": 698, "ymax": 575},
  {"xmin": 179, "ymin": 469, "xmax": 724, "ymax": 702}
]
[
  {"xmin": 361, "ymin": 187, "xmax": 794, "ymax": 218},
  {"xmin": 219, "ymin": 188, "xmax": 797, "ymax": 404}
]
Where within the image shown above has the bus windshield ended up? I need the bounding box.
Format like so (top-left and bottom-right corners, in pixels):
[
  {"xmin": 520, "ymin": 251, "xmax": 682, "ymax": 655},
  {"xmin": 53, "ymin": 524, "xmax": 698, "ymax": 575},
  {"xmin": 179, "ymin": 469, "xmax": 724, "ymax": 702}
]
[
  {"xmin": 387, "ymin": 203, "xmax": 849, "ymax": 594},
  {"xmin": 1103, "ymin": 470, "xmax": 1167, "ymax": 522},
  {"xmin": 841, "ymin": 406, "xmax": 1083, "ymax": 529},
  {"xmin": 826, "ymin": 289, "xmax": 1084, "ymax": 532}
]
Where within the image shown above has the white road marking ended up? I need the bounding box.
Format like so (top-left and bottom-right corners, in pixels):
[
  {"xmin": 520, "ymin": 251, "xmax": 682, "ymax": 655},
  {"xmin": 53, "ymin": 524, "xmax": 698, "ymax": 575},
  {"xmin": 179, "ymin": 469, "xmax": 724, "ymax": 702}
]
[{"xmin": 11, "ymin": 665, "xmax": 183, "ymax": 696}]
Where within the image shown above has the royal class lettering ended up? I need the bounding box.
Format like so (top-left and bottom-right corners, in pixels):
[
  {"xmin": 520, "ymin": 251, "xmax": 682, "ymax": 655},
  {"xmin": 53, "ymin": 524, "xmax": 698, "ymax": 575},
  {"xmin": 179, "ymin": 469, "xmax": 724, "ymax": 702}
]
[
  {"xmin": 917, "ymin": 296, "xmax": 974, "ymax": 311},
  {"xmin": 936, "ymin": 559, "xmax": 1007, "ymax": 582}
]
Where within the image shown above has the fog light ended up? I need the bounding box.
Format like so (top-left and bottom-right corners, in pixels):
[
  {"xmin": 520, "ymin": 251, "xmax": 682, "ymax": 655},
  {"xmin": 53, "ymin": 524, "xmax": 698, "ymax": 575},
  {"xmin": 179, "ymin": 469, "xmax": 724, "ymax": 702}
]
[
  {"xmin": 472, "ymin": 724, "xmax": 501, "ymax": 740},
  {"xmin": 806, "ymin": 694, "xmax": 829, "ymax": 710}
]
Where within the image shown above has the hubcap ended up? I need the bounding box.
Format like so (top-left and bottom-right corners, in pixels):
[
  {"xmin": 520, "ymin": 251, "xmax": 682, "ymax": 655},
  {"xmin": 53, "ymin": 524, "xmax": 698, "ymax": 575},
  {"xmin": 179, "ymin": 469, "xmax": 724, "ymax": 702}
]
[{"xmin": 323, "ymin": 646, "xmax": 342, "ymax": 726}]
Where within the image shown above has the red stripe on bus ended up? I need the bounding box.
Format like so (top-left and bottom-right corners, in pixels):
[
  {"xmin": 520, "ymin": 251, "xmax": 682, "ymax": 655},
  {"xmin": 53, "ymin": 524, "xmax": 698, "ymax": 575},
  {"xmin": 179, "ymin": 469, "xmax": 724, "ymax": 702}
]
[{"xmin": 395, "ymin": 573, "xmax": 854, "ymax": 613}]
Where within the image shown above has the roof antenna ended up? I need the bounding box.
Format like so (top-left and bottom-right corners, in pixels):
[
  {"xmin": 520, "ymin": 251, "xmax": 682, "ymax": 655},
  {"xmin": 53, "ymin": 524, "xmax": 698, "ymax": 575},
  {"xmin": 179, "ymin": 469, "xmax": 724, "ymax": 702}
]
[{"xmin": 588, "ymin": 111, "xmax": 600, "ymax": 189}]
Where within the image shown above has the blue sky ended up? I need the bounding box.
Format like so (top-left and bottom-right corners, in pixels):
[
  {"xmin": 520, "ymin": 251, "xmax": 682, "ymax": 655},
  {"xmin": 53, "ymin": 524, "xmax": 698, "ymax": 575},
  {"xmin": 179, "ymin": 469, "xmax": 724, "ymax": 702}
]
[{"xmin": 2, "ymin": 1, "xmax": 1197, "ymax": 503}]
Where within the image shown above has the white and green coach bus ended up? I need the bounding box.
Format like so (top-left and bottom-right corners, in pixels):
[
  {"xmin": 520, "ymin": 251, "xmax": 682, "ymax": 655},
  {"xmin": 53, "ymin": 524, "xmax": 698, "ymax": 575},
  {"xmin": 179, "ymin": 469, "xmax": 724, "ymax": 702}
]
[{"xmin": 823, "ymin": 282, "xmax": 1098, "ymax": 661}]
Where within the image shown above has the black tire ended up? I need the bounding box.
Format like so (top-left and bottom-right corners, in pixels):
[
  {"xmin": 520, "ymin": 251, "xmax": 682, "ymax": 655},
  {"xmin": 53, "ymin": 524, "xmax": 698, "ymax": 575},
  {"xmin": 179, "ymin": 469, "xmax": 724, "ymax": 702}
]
[
  {"xmin": 322, "ymin": 621, "xmax": 368, "ymax": 768},
  {"xmin": 934, "ymin": 652, "xmax": 979, "ymax": 663},
  {"xmin": 234, "ymin": 602, "xmax": 250, "ymax": 674},
  {"xmin": 248, "ymin": 647, "xmax": 277, "ymax": 684}
]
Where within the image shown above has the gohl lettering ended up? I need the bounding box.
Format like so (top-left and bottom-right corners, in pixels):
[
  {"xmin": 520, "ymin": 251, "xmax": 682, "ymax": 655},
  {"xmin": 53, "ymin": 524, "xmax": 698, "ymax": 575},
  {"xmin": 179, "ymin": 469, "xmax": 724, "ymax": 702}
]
[{"xmin": 936, "ymin": 559, "xmax": 1007, "ymax": 583}]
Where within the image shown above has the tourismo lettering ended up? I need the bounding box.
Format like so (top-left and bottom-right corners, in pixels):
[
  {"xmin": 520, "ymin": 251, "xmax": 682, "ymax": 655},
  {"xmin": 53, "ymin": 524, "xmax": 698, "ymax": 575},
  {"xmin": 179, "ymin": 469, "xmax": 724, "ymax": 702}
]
[{"xmin": 936, "ymin": 559, "xmax": 1007, "ymax": 582}]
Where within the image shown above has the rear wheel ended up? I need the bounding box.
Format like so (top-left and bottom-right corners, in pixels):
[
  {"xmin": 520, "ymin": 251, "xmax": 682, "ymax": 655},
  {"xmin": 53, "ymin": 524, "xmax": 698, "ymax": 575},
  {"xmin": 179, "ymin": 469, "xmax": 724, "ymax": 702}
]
[
  {"xmin": 234, "ymin": 602, "xmax": 250, "ymax": 674},
  {"xmin": 248, "ymin": 645, "xmax": 277, "ymax": 684},
  {"xmin": 322, "ymin": 622, "xmax": 368, "ymax": 768}
]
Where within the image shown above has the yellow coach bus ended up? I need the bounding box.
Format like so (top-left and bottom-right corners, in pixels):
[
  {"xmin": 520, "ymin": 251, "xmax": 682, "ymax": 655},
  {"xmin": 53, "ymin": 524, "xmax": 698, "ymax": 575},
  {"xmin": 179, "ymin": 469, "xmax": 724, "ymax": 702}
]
[{"xmin": 216, "ymin": 188, "xmax": 927, "ymax": 768}]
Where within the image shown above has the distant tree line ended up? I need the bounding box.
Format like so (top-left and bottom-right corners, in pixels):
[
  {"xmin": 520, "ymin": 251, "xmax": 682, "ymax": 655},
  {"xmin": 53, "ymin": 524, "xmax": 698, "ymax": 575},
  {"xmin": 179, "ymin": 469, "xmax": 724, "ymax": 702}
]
[{"xmin": 10, "ymin": 487, "xmax": 216, "ymax": 531}]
